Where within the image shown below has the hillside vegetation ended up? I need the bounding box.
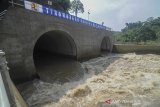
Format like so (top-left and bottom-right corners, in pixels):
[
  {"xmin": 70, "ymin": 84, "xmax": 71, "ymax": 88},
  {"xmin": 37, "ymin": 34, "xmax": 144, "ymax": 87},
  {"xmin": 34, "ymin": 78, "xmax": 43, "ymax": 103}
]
[{"xmin": 114, "ymin": 17, "xmax": 160, "ymax": 45}]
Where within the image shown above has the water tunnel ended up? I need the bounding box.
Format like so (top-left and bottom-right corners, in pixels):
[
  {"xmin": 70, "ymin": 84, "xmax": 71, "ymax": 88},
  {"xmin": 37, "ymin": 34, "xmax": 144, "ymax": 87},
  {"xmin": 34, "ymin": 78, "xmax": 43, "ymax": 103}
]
[
  {"xmin": 33, "ymin": 30, "xmax": 84, "ymax": 83},
  {"xmin": 101, "ymin": 36, "xmax": 112, "ymax": 54}
]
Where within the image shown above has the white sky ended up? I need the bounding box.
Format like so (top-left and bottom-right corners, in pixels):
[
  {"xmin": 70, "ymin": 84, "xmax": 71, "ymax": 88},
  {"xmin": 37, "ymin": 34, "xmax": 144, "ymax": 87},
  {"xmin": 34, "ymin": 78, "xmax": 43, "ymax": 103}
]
[{"xmin": 70, "ymin": 0, "xmax": 160, "ymax": 31}]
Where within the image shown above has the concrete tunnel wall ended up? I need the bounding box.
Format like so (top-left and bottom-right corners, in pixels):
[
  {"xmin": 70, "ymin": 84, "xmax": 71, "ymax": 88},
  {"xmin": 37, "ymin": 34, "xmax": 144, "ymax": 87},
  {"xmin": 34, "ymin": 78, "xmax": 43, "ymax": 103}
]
[
  {"xmin": 33, "ymin": 30, "xmax": 77, "ymax": 58},
  {"xmin": 0, "ymin": 7, "xmax": 113, "ymax": 83},
  {"xmin": 33, "ymin": 30, "xmax": 77, "ymax": 71}
]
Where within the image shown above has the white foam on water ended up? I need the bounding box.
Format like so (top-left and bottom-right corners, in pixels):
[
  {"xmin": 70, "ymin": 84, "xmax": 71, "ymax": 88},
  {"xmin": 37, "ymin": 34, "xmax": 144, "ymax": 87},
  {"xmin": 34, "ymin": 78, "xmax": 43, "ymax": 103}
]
[{"xmin": 18, "ymin": 54, "xmax": 160, "ymax": 107}]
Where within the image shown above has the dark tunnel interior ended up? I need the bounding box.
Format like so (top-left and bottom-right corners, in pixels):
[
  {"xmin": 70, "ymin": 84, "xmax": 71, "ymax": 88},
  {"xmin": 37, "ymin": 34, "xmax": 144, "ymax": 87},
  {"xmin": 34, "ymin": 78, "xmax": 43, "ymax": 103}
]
[
  {"xmin": 33, "ymin": 30, "xmax": 84, "ymax": 83},
  {"xmin": 101, "ymin": 37, "xmax": 111, "ymax": 53},
  {"xmin": 33, "ymin": 30, "xmax": 77, "ymax": 61}
]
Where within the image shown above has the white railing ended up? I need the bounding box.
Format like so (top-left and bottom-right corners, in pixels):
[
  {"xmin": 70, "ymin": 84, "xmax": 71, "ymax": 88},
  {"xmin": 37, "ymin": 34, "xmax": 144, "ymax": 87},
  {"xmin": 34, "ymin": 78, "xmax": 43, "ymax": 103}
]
[
  {"xmin": 8, "ymin": 0, "xmax": 24, "ymax": 7},
  {"xmin": 0, "ymin": 10, "xmax": 7, "ymax": 16},
  {"xmin": 0, "ymin": 51, "xmax": 10, "ymax": 107},
  {"xmin": 0, "ymin": 10, "xmax": 7, "ymax": 20}
]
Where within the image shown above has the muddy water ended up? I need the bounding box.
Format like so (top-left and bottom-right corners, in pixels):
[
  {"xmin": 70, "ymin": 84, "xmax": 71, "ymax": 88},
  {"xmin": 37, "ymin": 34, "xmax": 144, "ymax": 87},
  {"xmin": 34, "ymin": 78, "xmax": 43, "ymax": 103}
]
[
  {"xmin": 18, "ymin": 54, "xmax": 160, "ymax": 107},
  {"xmin": 36, "ymin": 56, "xmax": 84, "ymax": 83}
]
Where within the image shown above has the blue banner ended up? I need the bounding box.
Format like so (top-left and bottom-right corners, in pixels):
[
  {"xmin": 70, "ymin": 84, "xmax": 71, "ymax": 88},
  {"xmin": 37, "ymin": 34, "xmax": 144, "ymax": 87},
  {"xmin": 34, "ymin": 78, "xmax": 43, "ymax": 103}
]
[{"xmin": 24, "ymin": 0, "xmax": 109, "ymax": 30}]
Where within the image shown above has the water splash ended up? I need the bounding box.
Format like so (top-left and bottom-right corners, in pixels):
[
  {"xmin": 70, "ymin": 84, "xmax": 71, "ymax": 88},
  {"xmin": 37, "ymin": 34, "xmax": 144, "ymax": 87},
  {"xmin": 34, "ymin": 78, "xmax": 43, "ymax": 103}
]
[{"xmin": 18, "ymin": 54, "xmax": 160, "ymax": 107}]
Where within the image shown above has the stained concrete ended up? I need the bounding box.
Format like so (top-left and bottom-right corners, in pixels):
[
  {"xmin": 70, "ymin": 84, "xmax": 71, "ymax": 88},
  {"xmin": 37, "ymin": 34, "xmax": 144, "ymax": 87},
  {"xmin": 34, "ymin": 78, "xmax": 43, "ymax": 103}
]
[{"xmin": 0, "ymin": 7, "xmax": 113, "ymax": 83}]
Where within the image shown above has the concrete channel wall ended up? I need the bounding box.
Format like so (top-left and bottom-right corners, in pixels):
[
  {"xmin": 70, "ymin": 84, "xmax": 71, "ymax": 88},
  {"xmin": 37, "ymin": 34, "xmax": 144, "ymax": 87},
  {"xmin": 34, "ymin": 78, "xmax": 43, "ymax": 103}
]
[
  {"xmin": 0, "ymin": 50, "xmax": 28, "ymax": 107},
  {"xmin": 0, "ymin": 50, "xmax": 14, "ymax": 107},
  {"xmin": 113, "ymin": 44, "xmax": 160, "ymax": 54}
]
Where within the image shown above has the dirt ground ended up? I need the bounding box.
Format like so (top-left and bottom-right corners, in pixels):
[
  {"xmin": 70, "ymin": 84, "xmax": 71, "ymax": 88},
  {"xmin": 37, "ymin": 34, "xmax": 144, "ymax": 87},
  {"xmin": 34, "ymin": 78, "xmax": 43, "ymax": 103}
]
[{"xmin": 19, "ymin": 53, "xmax": 160, "ymax": 107}]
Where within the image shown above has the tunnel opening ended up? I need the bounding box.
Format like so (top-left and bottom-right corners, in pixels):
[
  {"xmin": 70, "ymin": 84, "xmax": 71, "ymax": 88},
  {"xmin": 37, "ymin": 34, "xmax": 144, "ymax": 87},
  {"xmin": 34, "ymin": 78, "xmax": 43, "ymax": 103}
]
[
  {"xmin": 33, "ymin": 30, "xmax": 84, "ymax": 83},
  {"xmin": 101, "ymin": 36, "xmax": 112, "ymax": 55},
  {"xmin": 33, "ymin": 30, "xmax": 77, "ymax": 63}
]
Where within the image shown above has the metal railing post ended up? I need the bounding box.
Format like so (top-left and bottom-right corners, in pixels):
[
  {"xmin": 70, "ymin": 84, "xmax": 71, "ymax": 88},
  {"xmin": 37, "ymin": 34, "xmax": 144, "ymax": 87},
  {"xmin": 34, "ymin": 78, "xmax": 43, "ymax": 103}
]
[{"xmin": 11, "ymin": 0, "xmax": 14, "ymax": 7}]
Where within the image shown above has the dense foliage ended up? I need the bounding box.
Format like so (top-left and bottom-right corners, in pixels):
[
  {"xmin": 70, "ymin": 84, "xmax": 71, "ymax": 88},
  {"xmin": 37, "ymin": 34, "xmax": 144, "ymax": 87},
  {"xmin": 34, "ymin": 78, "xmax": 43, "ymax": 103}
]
[
  {"xmin": 70, "ymin": 0, "xmax": 84, "ymax": 16},
  {"xmin": 43, "ymin": 0, "xmax": 71, "ymax": 12},
  {"xmin": 48, "ymin": 0, "xmax": 84, "ymax": 14},
  {"xmin": 55, "ymin": 0, "xmax": 71, "ymax": 12},
  {"xmin": 115, "ymin": 17, "xmax": 160, "ymax": 44}
]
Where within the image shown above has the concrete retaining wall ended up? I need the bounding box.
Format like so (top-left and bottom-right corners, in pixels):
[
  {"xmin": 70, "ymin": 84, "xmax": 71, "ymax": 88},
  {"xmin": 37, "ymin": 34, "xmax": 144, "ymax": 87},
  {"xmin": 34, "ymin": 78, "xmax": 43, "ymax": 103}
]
[
  {"xmin": 0, "ymin": 50, "xmax": 28, "ymax": 107},
  {"xmin": 0, "ymin": 50, "xmax": 16, "ymax": 107},
  {"xmin": 113, "ymin": 44, "xmax": 160, "ymax": 54}
]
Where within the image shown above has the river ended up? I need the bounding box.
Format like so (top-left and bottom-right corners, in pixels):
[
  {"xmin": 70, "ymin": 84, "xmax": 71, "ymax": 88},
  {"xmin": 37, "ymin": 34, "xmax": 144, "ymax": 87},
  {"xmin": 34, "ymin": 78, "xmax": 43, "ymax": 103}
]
[{"xmin": 18, "ymin": 53, "xmax": 160, "ymax": 107}]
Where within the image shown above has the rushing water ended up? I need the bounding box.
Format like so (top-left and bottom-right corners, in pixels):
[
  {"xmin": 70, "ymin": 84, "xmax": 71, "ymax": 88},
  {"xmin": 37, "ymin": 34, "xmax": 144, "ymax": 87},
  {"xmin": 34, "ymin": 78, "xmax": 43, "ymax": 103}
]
[
  {"xmin": 37, "ymin": 57, "xmax": 84, "ymax": 83},
  {"xmin": 18, "ymin": 54, "xmax": 160, "ymax": 107}
]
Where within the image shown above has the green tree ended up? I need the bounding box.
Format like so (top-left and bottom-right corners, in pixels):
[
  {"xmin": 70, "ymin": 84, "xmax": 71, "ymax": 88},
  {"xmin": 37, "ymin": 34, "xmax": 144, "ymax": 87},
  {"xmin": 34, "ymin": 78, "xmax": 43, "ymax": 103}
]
[
  {"xmin": 122, "ymin": 21, "xmax": 143, "ymax": 32},
  {"xmin": 45, "ymin": 0, "xmax": 70, "ymax": 12},
  {"xmin": 137, "ymin": 27, "xmax": 157, "ymax": 43},
  {"xmin": 56, "ymin": 0, "xmax": 71, "ymax": 12},
  {"xmin": 115, "ymin": 17, "xmax": 160, "ymax": 44},
  {"xmin": 70, "ymin": 0, "xmax": 84, "ymax": 16},
  {"xmin": 147, "ymin": 17, "xmax": 154, "ymax": 22},
  {"xmin": 156, "ymin": 31, "xmax": 160, "ymax": 40}
]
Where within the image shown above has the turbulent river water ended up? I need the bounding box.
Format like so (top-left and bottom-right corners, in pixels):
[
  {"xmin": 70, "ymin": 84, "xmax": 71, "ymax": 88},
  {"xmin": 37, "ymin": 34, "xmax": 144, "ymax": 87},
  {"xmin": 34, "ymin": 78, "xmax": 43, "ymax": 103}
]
[{"xmin": 17, "ymin": 53, "xmax": 160, "ymax": 107}]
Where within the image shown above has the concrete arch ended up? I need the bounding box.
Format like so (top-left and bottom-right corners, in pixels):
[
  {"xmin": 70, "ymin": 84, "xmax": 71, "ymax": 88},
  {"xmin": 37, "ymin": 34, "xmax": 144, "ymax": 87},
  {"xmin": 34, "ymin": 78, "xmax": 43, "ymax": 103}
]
[
  {"xmin": 0, "ymin": 7, "xmax": 113, "ymax": 83},
  {"xmin": 33, "ymin": 30, "xmax": 77, "ymax": 70},
  {"xmin": 101, "ymin": 36, "xmax": 112, "ymax": 53}
]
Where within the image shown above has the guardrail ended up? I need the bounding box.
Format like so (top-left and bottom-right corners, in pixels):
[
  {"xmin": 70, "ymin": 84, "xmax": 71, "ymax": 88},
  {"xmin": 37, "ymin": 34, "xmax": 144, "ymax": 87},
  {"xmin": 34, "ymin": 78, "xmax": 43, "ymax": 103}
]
[
  {"xmin": 9, "ymin": 0, "xmax": 24, "ymax": 7},
  {"xmin": 0, "ymin": 10, "xmax": 7, "ymax": 20},
  {"xmin": 8, "ymin": 0, "xmax": 111, "ymax": 31},
  {"xmin": 0, "ymin": 50, "xmax": 16, "ymax": 107},
  {"xmin": 0, "ymin": 50, "xmax": 28, "ymax": 107},
  {"xmin": 0, "ymin": 10, "xmax": 7, "ymax": 16}
]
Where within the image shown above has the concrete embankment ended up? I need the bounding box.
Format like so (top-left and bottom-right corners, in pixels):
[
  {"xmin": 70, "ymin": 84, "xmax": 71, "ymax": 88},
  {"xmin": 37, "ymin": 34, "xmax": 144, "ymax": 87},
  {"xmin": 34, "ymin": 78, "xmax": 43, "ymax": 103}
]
[
  {"xmin": 113, "ymin": 44, "xmax": 160, "ymax": 54},
  {"xmin": 0, "ymin": 50, "xmax": 28, "ymax": 107}
]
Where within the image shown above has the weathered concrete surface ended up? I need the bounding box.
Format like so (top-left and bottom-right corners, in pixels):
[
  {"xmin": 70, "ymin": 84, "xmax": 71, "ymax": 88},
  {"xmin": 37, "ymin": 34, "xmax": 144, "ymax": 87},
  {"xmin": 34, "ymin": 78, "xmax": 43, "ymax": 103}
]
[
  {"xmin": 113, "ymin": 44, "xmax": 160, "ymax": 54},
  {"xmin": 0, "ymin": 50, "xmax": 28, "ymax": 107},
  {"xmin": 0, "ymin": 50, "xmax": 16, "ymax": 107},
  {"xmin": 0, "ymin": 7, "xmax": 113, "ymax": 82}
]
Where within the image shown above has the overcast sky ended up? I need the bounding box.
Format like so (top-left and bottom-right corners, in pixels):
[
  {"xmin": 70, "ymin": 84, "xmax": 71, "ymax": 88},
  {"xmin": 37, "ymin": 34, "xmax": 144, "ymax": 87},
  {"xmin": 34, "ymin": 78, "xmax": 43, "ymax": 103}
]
[{"xmin": 71, "ymin": 0, "xmax": 160, "ymax": 31}]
